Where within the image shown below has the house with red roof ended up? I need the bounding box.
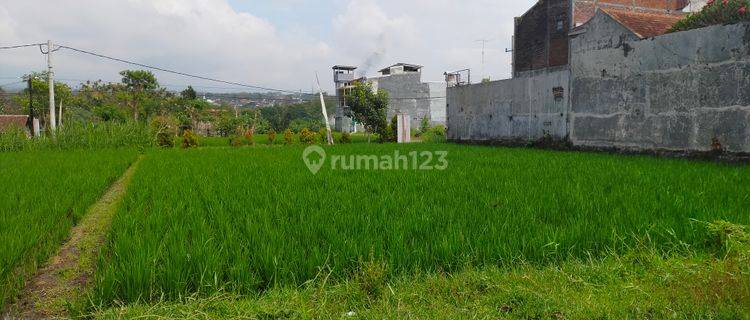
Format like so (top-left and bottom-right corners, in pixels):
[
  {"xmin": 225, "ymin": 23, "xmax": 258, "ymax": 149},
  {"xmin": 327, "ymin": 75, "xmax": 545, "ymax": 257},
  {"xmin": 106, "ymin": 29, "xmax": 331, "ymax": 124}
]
[{"xmin": 512, "ymin": 0, "xmax": 688, "ymax": 77}]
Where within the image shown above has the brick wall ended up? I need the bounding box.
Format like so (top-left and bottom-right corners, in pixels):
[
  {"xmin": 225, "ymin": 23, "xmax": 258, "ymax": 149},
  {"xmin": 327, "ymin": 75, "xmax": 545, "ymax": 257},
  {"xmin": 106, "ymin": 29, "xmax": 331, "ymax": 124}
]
[{"xmin": 513, "ymin": 0, "xmax": 570, "ymax": 76}]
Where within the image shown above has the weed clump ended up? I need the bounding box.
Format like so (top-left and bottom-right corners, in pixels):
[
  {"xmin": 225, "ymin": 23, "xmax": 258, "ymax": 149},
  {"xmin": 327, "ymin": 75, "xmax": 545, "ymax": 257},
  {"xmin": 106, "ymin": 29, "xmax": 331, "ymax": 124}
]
[
  {"xmin": 181, "ymin": 129, "xmax": 198, "ymax": 149},
  {"xmin": 283, "ymin": 129, "xmax": 294, "ymax": 145},
  {"xmin": 267, "ymin": 129, "xmax": 277, "ymax": 145}
]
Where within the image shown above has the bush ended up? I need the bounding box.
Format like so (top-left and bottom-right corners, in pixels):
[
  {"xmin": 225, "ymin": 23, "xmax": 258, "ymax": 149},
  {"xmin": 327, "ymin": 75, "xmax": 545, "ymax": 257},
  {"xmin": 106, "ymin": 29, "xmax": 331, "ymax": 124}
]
[
  {"xmin": 247, "ymin": 129, "xmax": 256, "ymax": 145},
  {"xmin": 318, "ymin": 128, "xmax": 328, "ymax": 144},
  {"xmin": 419, "ymin": 116, "xmax": 430, "ymax": 136},
  {"xmin": 267, "ymin": 129, "xmax": 277, "ymax": 145},
  {"xmin": 299, "ymin": 128, "xmax": 318, "ymax": 145},
  {"xmin": 181, "ymin": 129, "xmax": 198, "ymax": 149},
  {"xmin": 339, "ymin": 131, "xmax": 352, "ymax": 144},
  {"xmin": 669, "ymin": 0, "xmax": 750, "ymax": 33},
  {"xmin": 0, "ymin": 124, "xmax": 30, "ymax": 152},
  {"xmin": 151, "ymin": 116, "xmax": 177, "ymax": 148},
  {"xmin": 421, "ymin": 124, "xmax": 446, "ymax": 143},
  {"xmin": 283, "ymin": 129, "xmax": 294, "ymax": 145},
  {"xmin": 229, "ymin": 135, "xmax": 244, "ymax": 147}
]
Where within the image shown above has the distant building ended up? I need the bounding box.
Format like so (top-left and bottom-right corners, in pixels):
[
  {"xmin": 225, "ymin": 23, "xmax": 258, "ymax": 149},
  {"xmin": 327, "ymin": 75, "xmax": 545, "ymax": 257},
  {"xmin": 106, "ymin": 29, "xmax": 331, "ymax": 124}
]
[
  {"xmin": 333, "ymin": 63, "xmax": 446, "ymax": 133},
  {"xmin": 512, "ymin": 0, "xmax": 688, "ymax": 77}
]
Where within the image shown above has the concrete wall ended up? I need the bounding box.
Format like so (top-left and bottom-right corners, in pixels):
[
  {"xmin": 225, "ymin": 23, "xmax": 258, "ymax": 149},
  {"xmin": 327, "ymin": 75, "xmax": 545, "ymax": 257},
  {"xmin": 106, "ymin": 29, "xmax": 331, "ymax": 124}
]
[
  {"xmin": 570, "ymin": 22, "xmax": 750, "ymax": 152},
  {"xmin": 447, "ymin": 67, "xmax": 570, "ymax": 142},
  {"xmin": 370, "ymin": 73, "xmax": 447, "ymax": 128}
]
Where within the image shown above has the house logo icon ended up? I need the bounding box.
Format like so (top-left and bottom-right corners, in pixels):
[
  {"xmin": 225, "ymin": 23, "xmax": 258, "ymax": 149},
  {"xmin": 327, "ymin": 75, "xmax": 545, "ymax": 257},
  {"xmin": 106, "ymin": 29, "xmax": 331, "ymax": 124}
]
[{"xmin": 303, "ymin": 145, "xmax": 326, "ymax": 175}]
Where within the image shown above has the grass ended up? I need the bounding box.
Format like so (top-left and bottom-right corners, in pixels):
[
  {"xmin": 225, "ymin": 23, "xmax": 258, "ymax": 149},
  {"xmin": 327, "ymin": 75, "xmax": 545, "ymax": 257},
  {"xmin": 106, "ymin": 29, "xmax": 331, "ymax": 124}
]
[
  {"xmin": 91, "ymin": 221, "xmax": 750, "ymax": 319},
  {"xmin": 91, "ymin": 143, "xmax": 750, "ymax": 306},
  {"xmin": 92, "ymin": 255, "xmax": 750, "ymax": 319},
  {"xmin": 189, "ymin": 132, "xmax": 377, "ymax": 148},
  {"xmin": 0, "ymin": 149, "xmax": 138, "ymax": 310}
]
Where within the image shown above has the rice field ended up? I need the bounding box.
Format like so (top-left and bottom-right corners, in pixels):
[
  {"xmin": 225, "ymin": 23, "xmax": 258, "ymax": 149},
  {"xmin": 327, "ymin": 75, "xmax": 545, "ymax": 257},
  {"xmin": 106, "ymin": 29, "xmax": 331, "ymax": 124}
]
[
  {"xmin": 0, "ymin": 149, "xmax": 138, "ymax": 309},
  {"xmin": 92, "ymin": 144, "xmax": 750, "ymax": 304}
]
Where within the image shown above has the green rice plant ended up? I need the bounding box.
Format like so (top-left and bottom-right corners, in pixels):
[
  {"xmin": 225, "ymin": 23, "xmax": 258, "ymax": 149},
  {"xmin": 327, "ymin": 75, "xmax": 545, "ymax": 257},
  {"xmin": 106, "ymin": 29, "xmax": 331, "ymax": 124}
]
[
  {"xmin": 0, "ymin": 121, "xmax": 154, "ymax": 152},
  {"xmin": 92, "ymin": 144, "xmax": 750, "ymax": 305},
  {"xmin": 0, "ymin": 149, "xmax": 137, "ymax": 310}
]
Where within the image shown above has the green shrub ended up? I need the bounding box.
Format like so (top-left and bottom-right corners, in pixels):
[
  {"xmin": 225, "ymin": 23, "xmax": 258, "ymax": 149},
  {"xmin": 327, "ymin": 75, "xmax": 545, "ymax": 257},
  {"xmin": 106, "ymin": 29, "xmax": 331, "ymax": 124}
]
[
  {"xmin": 267, "ymin": 129, "xmax": 277, "ymax": 145},
  {"xmin": 339, "ymin": 131, "xmax": 352, "ymax": 144},
  {"xmin": 419, "ymin": 116, "xmax": 430, "ymax": 136},
  {"xmin": 151, "ymin": 116, "xmax": 177, "ymax": 148},
  {"xmin": 669, "ymin": 0, "xmax": 750, "ymax": 33},
  {"xmin": 229, "ymin": 135, "xmax": 244, "ymax": 147},
  {"xmin": 0, "ymin": 124, "xmax": 31, "ymax": 152},
  {"xmin": 421, "ymin": 124, "xmax": 446, "ymax": 143}
]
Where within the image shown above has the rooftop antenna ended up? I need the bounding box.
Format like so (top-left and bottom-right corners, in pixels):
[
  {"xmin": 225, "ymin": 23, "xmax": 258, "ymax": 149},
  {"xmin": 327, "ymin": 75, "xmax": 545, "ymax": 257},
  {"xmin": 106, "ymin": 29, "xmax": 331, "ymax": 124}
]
[{"xmin": 475, "ymin": 39, "xmax": 492, "ymax": 81}]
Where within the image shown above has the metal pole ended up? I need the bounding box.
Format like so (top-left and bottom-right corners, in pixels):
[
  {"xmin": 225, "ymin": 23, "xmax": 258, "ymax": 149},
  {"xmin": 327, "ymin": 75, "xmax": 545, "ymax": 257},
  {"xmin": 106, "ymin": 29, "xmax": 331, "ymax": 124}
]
[
  {"xmin": 27, "ymin": 77, "xmax": 34, "ymax": 136},
  {"xmin": 46, "ymin": 40, "xmax": 57, "ymax": 132}
]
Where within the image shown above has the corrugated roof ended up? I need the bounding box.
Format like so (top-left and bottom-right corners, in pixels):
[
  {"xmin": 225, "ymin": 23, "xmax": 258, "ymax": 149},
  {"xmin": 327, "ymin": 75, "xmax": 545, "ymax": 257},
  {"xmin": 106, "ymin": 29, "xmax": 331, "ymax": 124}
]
[{"xmin": 601, "ymin": 8, "xmax": 684, "ymax": 38}]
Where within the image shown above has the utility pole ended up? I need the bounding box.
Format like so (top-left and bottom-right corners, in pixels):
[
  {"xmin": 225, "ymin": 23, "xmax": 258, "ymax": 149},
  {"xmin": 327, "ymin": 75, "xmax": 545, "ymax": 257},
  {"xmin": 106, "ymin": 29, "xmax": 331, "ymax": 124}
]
[
  {"xmin": 46, "ymin": 40, "xmax": 57, "ymax": 132},
  {"xmin": 315, "ymin": 72, "xmax": 334, "ymax": 145},
  {"xmin": 27, "ymin": 77, "xmax": 34, "ymax": 136},
  {"xmin": 475, "ymin": 39, "xmax": 491, "ymax": 81}
]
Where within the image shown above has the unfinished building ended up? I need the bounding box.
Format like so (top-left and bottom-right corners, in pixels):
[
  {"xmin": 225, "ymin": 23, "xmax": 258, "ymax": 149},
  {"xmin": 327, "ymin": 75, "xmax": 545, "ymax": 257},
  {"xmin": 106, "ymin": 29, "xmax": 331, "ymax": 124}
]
[{"xmin": 334, "ymin": 63, "xmax": 446, "ymax": 133}]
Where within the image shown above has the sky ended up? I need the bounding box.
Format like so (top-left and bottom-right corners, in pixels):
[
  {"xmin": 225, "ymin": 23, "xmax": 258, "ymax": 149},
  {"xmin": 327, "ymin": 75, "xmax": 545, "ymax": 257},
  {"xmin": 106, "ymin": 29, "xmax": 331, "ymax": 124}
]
[{"xmin": 0, "ymin": 0, "xmax": 536, "ymax": 93}]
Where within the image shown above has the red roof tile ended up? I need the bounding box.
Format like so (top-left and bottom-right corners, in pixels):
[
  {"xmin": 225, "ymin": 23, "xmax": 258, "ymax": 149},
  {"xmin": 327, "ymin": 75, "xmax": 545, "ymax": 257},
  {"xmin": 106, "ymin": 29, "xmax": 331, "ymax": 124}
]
[
  {"xmin": 601, "ymin": 8, "xmax": 685, "ymax": 38},
  {"xmin": 0, "ymin": 115, "xmax": 28, "ymax": 131}
]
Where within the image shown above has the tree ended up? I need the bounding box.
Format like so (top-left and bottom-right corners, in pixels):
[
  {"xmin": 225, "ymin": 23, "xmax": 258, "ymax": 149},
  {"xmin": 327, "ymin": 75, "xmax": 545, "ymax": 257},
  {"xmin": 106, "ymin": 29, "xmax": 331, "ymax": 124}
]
[
  {"xmin": 181, "ymin": 85, "xmax": 197, "ymax": 100},
  {"xmin": 120, "ymin": 70, "xmax": 159, "ymax": 121},
  {"xmin": 13, "ymin": 72, "xmax": 72, "ymax": 127},
  {"xmin": 344, "ymin": 82, "xmax": 389, "ymax": 142}
]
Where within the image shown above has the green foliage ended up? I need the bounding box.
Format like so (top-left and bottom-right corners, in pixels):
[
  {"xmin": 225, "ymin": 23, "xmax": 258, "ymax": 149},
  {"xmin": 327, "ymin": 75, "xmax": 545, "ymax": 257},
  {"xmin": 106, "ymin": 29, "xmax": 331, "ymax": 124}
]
[
  {"xmin": 229, "ymin": 135, "xmax": 244, "ymax": 147},
  {"xmin": 344, "ymin": 82, "xmax": 389, "ymax": 139},
  {"xmin": 421, "ymin": 124, "xmax": 446, "ymax": 143},
  {"xmin": 244, "ymin": 128, "xmax": 255, "ymax": 146},
  {"xmin": 267, "ymin": 129, "xmax": 277, "ymax": 145},
  {"xmin": 339, "ymin": 131, "xmax": 352, "ymax": 144},
  {"xmin": 13, "ymin": 72, "xmax": 73, "ymax": 127},
  {"xmin": 92, "ymin": 235, "xmax": 750, "ymax": 318},
  {"xmin": 283, "ymin": 129, "xmax": 294, "ymax": 145},
  {"xmin": 215, "ymin": 114, "xmax": 243, "ymax": 137},
  {"xmin": 0, "ymin": 150, "xmax": 137, "ymax": 310},
  {"xmin": 0, "ymin": 121, "xmax": 155, "ymax": 152},
  {"xmin": 180, "ymin": 86, "xmax": 197, "ymax": 100},
  {"xmin": 92, "ymin": 145, "xmax": 750, "ymax": 304},
  {"xmin": 259, "ymin": 99, "xmax": 334, "ymax": 132},
  {"xmin": 151, "ymin": 116, "xmax": 177, "ymax": 148},
  {"xmin": 669, "ymin": 0, "xmax": 750, "ymax": 32},
  {"xmin": 181, "ymin": 129, "xmax": 199, "ymax": 149},
  {"xmin": 419, "ymin": 116, "xmax": 430, "ymax": 136}
]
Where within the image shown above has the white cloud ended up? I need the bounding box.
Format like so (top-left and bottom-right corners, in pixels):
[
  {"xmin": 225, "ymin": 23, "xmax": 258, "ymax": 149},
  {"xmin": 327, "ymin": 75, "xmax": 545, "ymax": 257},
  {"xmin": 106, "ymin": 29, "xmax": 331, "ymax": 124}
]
[
  {"xmin": 0, "ymin": 0, "xmax": 535, "ymax": 92},
  {"xmin": 0, "ymin": 0, "xmax": 330, "ymax": 92}
]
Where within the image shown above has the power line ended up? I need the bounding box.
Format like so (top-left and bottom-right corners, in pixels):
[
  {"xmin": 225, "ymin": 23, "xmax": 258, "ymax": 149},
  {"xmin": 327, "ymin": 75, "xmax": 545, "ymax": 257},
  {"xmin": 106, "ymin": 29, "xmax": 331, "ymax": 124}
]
[
  {"xmin": 56, "ymin": 45, "xmax": 307, "ymax": 95},
  {"xmin": 0, "ymin": 43, "xmax": 45, "ymax": 50}
]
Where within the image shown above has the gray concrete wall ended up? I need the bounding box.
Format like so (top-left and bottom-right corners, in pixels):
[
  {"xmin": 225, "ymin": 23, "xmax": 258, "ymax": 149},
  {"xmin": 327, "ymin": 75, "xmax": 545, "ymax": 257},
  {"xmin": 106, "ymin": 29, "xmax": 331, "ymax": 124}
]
[
  {"xmin": 570, "ymin": 22, "xmax": 750, "ymax": 152},
  {"xmin": 370, "ymin": 73, "xmax": 447, "ymax": 128},
  {"xmin": 447, "ymin": 67, "xmax": 570, "ymax": 142}
]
